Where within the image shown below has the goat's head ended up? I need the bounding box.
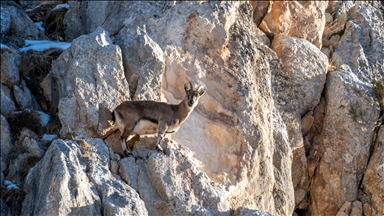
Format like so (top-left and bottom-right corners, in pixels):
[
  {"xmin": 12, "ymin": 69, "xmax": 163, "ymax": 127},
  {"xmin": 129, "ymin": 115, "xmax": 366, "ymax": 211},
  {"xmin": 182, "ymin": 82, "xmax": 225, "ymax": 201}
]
[{"xmin": 184, "ymin": 82, "xmax": 206, "ymax": 107}]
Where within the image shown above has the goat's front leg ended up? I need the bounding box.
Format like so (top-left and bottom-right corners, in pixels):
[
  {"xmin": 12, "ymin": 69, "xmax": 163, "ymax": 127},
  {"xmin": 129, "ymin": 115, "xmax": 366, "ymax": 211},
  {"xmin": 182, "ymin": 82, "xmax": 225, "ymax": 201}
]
[{"xmin": 156, "ymin": 124, "xmax": 167, "ymax": 153}]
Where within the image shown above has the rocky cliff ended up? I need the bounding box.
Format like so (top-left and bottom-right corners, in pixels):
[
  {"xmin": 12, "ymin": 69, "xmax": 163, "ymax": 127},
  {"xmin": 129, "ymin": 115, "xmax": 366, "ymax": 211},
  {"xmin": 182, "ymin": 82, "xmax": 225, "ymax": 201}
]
[{"xmin": 1, "ymin": 1, "xmax": 383, "ymax": 215}]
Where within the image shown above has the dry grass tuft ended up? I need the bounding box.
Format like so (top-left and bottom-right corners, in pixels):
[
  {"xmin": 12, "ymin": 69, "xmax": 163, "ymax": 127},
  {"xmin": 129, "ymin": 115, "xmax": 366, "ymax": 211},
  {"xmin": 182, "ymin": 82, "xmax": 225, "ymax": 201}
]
[
  {"xmin": 19, "ymin": 49, "xmax": 63, "ymax": 111},
  {"xmin": 0, "ymin": 186, "xmax": 26, "ymax": 216},
  {"xmin": 372, "ymin": 76, "xmax": 384, "ymax": 111},
  {"xmin": 45, "ymin": 112, "xmax": 62, "ymax": 137},
  {"xmin": 19, "ymin": 155, "xmax": 41, "ymax": 180},
  {"xmin": 5, "ymin": 110, "xmax": 43, "ymax": 144},
  {"xmin": 327, "ymin": 59, "xmax": 337, "ymax": 72},
  {"xmin": 44, "ymin": 8, "xmax": 68, "ymax": 41},
  {"xmin": 348, "ymin": 101, "xmax": 361, "ymax": 123},
  {"xmin": 76, "ymin": 139, "xmax": 92, "ymax": 156}
]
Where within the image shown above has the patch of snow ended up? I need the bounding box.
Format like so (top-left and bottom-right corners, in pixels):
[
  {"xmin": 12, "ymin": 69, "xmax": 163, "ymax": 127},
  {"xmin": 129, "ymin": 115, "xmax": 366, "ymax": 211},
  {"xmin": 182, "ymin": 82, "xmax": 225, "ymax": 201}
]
[
  {"xmin": 53, "ymin": 3, "xmax": 69, "ymax": 11},
  {"xmin": 3, "ymin": 180, "xmax": 12, "ymax": 186},
  {"xmin": 7, "ymin": 184, "xmax": 19, "ymax": 189},
  {"xmin": 35, "ymin": 21, "xmax": 45, "ymax": 31},
  {"xmin": 19, "ymin": 40, "xmax": 71, "ymax": 52},
  {"xmin": 0, "ymin": 43, "xmax": 10, "ymax": 50},
  {"xmin": 36, "ymin": 111, "xmax": 50, "ymax": 127},
  {"xmin": 3, "ymin": 180, "xmax": 19, "ymax": 189},
  {"xmin": 41, "ymin": 134, "xmax": 57, "ymax": 142}
]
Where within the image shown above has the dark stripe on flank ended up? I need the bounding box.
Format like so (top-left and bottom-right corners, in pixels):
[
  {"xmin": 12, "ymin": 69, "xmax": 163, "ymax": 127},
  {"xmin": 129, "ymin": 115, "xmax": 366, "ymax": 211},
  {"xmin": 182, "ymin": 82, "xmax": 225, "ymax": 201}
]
[{"xmin": 140, "ymin": 117, "xmax": 158, "ymax": 124}]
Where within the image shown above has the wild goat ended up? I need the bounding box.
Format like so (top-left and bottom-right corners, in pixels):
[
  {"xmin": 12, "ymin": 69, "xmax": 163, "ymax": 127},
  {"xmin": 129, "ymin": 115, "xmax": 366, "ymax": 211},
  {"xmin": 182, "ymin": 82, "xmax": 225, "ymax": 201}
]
[{"xmin": 112, "ymin": 82, "xmax": 206, "ymax": 156}]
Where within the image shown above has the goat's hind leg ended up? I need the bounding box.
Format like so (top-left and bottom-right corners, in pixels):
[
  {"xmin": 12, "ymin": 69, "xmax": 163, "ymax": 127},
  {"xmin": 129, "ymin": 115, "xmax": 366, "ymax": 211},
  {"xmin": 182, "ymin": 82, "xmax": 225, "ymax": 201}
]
[{"xmin": 120, "ymin": 128, "xmax": 134, "ymax": 157}]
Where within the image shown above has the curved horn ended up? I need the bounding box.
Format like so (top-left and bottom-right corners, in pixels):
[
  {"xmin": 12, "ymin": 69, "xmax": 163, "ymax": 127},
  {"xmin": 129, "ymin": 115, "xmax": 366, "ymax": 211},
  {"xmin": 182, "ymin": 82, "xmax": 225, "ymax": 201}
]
[{"xmin": 189, "ymin": 82, "xmax": 193, "ymax": 90}]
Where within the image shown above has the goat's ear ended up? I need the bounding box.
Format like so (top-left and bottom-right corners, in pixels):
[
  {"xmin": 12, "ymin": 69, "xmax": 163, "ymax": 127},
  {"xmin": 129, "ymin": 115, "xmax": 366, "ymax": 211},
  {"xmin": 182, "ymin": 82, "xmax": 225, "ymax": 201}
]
[
  {"xmin": 184, "ymin": 83, "xmax": 188, "ymax": 91},
  {"xmin": 197, "ymin": 86, "xmax": 206, "ymax": 96}
]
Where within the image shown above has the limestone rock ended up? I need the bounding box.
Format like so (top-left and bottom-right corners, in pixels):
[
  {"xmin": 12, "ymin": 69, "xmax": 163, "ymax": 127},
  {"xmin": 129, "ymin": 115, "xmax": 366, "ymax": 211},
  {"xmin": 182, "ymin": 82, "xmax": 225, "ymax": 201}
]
[
  {"xmin": 22, "ymin": 138, "xmax": 147, "ymax": 216},
  {"xmin": 0, "ymin": 1, "xmax": 44, "ymax": 41},
  {"xmin": 1, "ymin": 115, "xmax": 12, "ymax": 175},
  {"xmin": 64, "ymin": 2, "xmax": 176, "ymax": 41},
  {"xmin": 272, "ymin": 35, "xmax": 328, "ymax": 118},
  {"xmin": 81, "ymin": 2, "xmax": 296, "ymax": 214},
  {"xmin": 338, "ymin": 201, "xmax": 352, "ymax": 215},
  {"xmin": 13, "ymin": 80, "xmax": 41, "ymax": 111},
  {"xmin": 249, "ymin": 1, "xmax": 270, "ymax": 26},
  {"xmin": 271, "ymin": 108, "xmax": 295, "ymax": 215},
  {"xmin": 0, "ymin": 45, "xmax": 20, "ymax": 87},
  {"xmin": 0, "ymin": 199, "xmax": 10, "ymax": 216},
  {"xmin": 322, "ymin": 12, "xmax": 347, "ymax": 49},
  {"xmin": 259, "ymin": 1, "xmax": 328, "ymax": 48},
  {"xmin": 21, "ymin": 137, "xmax": 46, "ymax": 158},
  {"xmin": 363, "ymin": 203, "xmax": 372, "ymax": 216},
  {"xmin": 362, "ymin": 127, "xmax": 384, "ymax": 214},
  {"xmin": 350, "ymin": 200, "xmax": 363, "ymax": 216},
  {"xmin": 301, "ymin": 112, "xmax": 314, "ymax": 136},
  {"xmin": 332, "ymin": 3, "xmax": 384, "ymax": 83},
  {"xmin": 309, "ymin": 3, "xmax": 384, "ymax": 215},
  {"xmin": 326, "ymin": 1, "xmax": 355, "ymax": 19},
  {"xmin": 115, "ymin": 28, "xmax": 165, "ymax": 101},
  {"xmin": 309, "ymin": 68, "xmax": 380, "ymax": 215},
  {"xmin": 119, "ymin": 139, "xmax": 230, "ymax": 215},
  {"xmin": 271, "ymin": 34, "xmax": 327, "ymax": 208},
  {"xmin": 49, "ymin": 27, "xmax": 130, "ymax": 138},
  {"xmin": 0, "ymin": 84, "xmax": 16, "ymax": 116}
]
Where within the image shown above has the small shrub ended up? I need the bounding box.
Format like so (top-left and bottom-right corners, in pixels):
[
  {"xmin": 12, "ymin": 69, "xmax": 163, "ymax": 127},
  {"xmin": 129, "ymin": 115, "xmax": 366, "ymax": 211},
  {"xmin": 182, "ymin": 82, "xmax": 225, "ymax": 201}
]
[
  {"xmin": 0, "ymin": 186, "xmax": 26, "ymax": 216},
  {"xmin": 372, "ymin": 76, "xmax": 384, "ymax": 111},
  {"xmin": 327, "ymin": 59, "xmax": 337, "ymax": 72},
  {"xmin": 6, "ymin": 110, "xmax": 43, "ymax": 143},
  {"xmin": 76, "ymin": 139, "xmax": 91, "ymax": 156},
  {"xmin": 19, "ymin": 155, "xmax": 41, "ymax": 180},
  {"xmin": 19, "ymin": 49, "xmax": 63, "ymax": 111},
  {"xmin": 44, "ymin": 8, "xmax": 68, "ymax": 41},
  {"xmin": 348, "ymin": 101, "xmax": 361, "ymax": 123},
  {"xmin": 45, "ymin": 112, "xmax": 62, "ymax": 136}
]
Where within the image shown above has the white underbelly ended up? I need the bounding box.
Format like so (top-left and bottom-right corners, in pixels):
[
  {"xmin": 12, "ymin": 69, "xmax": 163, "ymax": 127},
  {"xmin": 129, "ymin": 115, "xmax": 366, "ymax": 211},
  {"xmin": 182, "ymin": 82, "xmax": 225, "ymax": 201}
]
[{"xmin": 132, "ymin": 120, "xmax": 158, "ymax": 135}]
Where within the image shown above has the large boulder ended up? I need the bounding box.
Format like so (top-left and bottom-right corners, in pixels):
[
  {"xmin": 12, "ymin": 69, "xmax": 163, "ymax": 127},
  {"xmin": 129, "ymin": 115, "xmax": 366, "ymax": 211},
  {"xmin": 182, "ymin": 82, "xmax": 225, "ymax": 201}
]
[
  {"xmin": 272, "ymin": 35, "xmax": 328, "ymax": 118},
  {"xmin": 0, "ymin": 84, "xmax": 16, "ymax": 116},
  {"xmin": 13, "ymin": 80, "xmax": 41, "ymax": 111},
  {"xmin": 1, "ymin": 44, "xmax": 20, "ymax": 87},
  {"xmin": 115, "ymin": 28, "xmax": 165, "ymax": 101},
  {"xmin": 309, "ymin": 3, "xmax": 384, "ymax": 215},
  {"xmin": 270, "ymin": 34, "xmax": 328, "ymax": 208},
  {"xmin": 331, "ymin": 3, "xmax": 384, "ymax": 82},
  {"xmin": 0, "ymin": 1, "xmax": 45, "ymax": 47},
  {"xmin": 47, "ymin": 27, "xmax": 130, "ymax": 138},
  {"xmin": 1, "ymin": 115, "xmax": 12, "ymax": 176},
  {"xmin": 22, "ymin": 138, "xmax": 148, "ymax": 215},
  {"xmin": 119, "ymin": 139, "xmax": 230, "ymax": 215},
  {"xmin": 64, "ymin": 1, "xmax": 294, "ymax": 215},
  {"xmin": 362, "ymin": 127, "xmax": 384, "ymax": 215},
  {"xmin": 309, "ymin": 68, "xmax": 380, "ymax": 216},
  {"xmin": 259, "ymin": 1, "xmax": 328, "ymax": 48}
]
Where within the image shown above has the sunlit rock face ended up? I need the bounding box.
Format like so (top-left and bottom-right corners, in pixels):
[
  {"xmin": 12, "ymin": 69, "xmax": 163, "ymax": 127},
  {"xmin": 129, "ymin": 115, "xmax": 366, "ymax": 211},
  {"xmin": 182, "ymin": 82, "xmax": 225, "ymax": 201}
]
[
  {"xmin": 2, "ymin": 1, "xmax": 383, "ymax": 216},
  {"xmin": 63, "ymin": 1, "xmax": 294, "ymax": 215},
  {"xmin": 46, "ymin": 27, "xmax": 130, "ymax": 138},
  {"xmin": 308, "ymin": 3, "xmax": 384, "ymax": 216},
  {"xmin": 258, "ymin": 1, "xmax": 328, "ymax": 48}
]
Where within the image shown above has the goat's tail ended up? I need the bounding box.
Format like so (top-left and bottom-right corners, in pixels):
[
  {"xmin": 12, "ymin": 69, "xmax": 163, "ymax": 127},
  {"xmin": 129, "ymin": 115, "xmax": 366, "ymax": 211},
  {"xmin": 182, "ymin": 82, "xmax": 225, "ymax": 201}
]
[{"xmin": 111, "ymin": 110, "xmax": 116, "ymax": 123}]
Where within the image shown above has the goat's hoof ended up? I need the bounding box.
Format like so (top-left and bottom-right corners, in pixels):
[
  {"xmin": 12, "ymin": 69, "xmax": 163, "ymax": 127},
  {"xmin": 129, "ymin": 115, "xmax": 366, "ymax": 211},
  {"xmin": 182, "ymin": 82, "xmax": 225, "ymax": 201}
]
[
  {"xmin": 124, "ymin": 150, "xmax": 133, "ymax": 157},
  {"xmin": 155, "ymin": 145, "xmax": 164, "ymax": 153}
]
